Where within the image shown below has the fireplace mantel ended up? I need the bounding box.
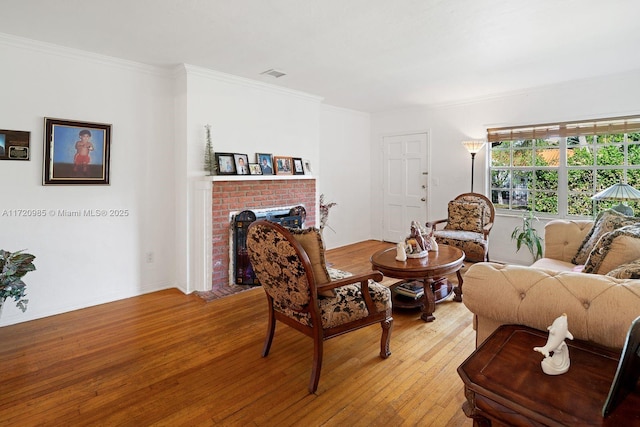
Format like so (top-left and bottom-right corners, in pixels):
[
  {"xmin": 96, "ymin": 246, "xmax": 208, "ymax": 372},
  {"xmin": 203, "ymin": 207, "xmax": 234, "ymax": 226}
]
[{"xmin": 209, "ymin": 175, "xmax": 315, "ymax": 182}]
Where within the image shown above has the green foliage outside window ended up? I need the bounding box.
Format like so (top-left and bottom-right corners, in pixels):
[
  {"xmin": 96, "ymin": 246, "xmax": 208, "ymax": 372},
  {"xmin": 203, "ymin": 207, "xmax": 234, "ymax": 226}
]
[{"xmin": 490, "ymin": 131, "xmax": 640, "ymax": 217}]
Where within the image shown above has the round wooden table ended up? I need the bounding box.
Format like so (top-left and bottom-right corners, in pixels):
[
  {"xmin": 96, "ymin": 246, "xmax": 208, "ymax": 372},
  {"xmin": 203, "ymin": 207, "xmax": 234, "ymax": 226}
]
[{"xmin": 370, "ymin": 245, "xmax": 465, "ymax": 322}]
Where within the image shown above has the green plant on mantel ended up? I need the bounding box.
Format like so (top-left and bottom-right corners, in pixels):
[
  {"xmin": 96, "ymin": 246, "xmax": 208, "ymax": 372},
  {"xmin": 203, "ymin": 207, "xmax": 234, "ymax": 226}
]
[
  {"xmin": 204, "ymin": 124, "xmax": 217, "ymax": 175},
  {"xmin": 0, "ymin": 249, "xmax": 36, "ymax": 313},
  {"xmin": 511, "ymin": 211, "xmax": 544, "ymax": 262}
]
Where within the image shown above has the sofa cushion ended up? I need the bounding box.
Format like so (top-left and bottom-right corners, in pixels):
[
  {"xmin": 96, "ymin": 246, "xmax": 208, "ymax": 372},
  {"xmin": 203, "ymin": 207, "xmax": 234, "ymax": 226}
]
[
  {"xmin": 607, "ymin": 259, "xmax": 640, "ymax": 279},
  {"xmin": 583, "ymin": 224, "xmax": 640, "ymax": 274},
  {"xmin": 530, "ymin": 257, "xmax": 577, "ymax": 272},
  {"xmin": 572, "ymin": 209, "xmax": 640, "ymax": 265},
  {"xmin": 288, "ymin": 227, "xmax": 333, "ymax": 296},
  {"xmin": 445, "ymin": 201, "xmax": 484, "ymax": 233}
]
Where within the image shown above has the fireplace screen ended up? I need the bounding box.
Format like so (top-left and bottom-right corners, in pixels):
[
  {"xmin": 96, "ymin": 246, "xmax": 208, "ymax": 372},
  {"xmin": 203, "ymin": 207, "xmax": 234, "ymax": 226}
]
[{"xmin": 233, "ymin": 207, "xmax": 305, "ymax": 285}]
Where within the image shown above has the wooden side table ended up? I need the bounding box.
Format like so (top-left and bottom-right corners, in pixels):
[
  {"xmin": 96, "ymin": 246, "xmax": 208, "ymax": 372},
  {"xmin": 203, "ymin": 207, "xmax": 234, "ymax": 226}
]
[{"xmin": 457, "ymin": 324, "xmax": 640, "ymax": 426}]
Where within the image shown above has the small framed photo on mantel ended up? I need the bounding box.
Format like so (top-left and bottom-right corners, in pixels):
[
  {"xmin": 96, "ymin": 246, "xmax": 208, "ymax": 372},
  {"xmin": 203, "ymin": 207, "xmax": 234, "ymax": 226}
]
[
  {"xmin": 292, "ymin": 157, "xmax": 305, "ymax": 175},
  {"xmin": 233, "ymin": 153, "xmax": 250, "ymax": 175},
  {"xmin": 274, "ymin": 156, "xmax": 293, "ymax": 175},
  {"xmin": 256, "ymin": 153, "xmax": 274, "ymax": 175},
  {"xmin": 249, "ymin": 163, "xmax": 262, "ymax": 175},
  {"xmin": 215, "ymin": 152, "xmax": 236, "ymax": 175}
]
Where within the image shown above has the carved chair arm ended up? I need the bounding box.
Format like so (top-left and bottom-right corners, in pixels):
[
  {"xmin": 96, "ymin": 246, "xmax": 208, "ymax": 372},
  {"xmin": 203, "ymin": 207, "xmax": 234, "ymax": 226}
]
[
  {"xmin": 316, "ymin": 270, "xmax": 384, "ymax": 312},
  {"xmin": 426, "ymin": 218, "xmax": 448, "ymax": 230},
  {"xmin": 318, "ymin": 271, "xmax": 383, "ymax": 290},
  {"xmin": 483, "ymin": 221, "xmax": 494, "ymax": 239}
]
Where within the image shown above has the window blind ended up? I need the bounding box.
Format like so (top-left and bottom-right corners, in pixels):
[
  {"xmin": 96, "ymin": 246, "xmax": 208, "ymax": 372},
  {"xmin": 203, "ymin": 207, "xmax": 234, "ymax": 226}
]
[{"xmin": 487, "ymin": 115, "xmax": 640, "ymax": 142}]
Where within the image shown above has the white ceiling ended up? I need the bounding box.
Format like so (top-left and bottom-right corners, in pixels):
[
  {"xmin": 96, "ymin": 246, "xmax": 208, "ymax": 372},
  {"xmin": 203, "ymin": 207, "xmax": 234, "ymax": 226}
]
[{"xmin": 1, "ymin": 0, "xmax": 640, "ymax": 112}]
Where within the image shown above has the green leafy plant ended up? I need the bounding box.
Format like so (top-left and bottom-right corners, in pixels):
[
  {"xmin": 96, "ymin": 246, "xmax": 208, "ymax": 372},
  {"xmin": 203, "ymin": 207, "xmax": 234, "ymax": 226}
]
[
  {"xmin": 511, "ymin": 211, "xmax": 544, "ymax": 261},
  {"xmin": 0, "ymin": 249, "xmax": 36, "ymax": 312}
]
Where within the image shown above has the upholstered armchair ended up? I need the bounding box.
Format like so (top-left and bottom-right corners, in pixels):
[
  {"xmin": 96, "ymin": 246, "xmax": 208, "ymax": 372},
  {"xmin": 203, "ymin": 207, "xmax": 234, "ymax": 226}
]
[
  {"xmin": 246, "ymin": 220, "xmax": 393, "ymax": 394},
  {"xmin": 427, "ymin": 192, "xmax": 495, "ymax": 262}
]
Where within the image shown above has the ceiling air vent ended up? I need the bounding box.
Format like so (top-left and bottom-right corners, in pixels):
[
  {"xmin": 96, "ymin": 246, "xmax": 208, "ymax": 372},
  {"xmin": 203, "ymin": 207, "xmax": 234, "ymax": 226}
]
[{"xmin": 260, "ymin": 69, "xmax": 286, "ymax": 78}]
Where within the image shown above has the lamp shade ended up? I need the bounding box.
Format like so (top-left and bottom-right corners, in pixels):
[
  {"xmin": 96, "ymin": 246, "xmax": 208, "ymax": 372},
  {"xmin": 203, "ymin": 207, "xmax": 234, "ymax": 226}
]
[
  {"xmin": 591, "ymin": 182, "xmax": 640, "ymax": 201},
  {"xmin": 462, "ymin": 140, "xmax": 485, "ymax": 154}
]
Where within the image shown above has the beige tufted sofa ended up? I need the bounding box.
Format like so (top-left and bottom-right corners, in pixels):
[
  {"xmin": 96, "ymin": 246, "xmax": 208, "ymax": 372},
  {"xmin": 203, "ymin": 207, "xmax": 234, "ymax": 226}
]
[{"xmin": 463, "ymin": 219, "xmax": 640, "ymax": 350}]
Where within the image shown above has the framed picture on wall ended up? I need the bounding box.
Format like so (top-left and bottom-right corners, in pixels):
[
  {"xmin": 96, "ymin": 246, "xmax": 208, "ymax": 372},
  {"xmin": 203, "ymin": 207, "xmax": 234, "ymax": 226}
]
[
  {"xmin": 292, "ymin": 157, "xmax": 305, "ymax": 175},
  {"xmin": 0, "ymin": 129, "xmax": 30, "ymax": 161},
  {"xmin": 215, "ymin": 152, "xmax": 236, "ymax": 175},
  {"xmin": 274, "ymin": 156, "xmax": 293, "ymax": 175},
  {"xmin": 43, "ymin": 118, "xmax": 111, "ymax": 185},
  {"xmin": 256, "ymin": 153, "xmax": 274, "ymax": 175}
]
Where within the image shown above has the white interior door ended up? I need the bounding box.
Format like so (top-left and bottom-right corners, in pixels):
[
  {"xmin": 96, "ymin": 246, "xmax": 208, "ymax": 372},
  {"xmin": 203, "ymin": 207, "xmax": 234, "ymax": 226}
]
[{"xmin": 382, "ymin": 133, "xmax": 428, "ymax": 243}]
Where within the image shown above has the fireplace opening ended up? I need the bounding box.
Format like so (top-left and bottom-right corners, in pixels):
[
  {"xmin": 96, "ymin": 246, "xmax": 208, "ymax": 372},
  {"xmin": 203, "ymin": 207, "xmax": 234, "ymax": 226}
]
[{"xmin": 232, "ymin": 206, "xmax": 306, "ymax": 285}]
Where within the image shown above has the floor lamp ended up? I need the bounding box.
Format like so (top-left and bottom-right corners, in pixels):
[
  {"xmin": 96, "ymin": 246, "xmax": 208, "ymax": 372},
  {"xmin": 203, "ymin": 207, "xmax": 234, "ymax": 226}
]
[
  {"xmin": 591, "ymin": 180, "xmax": 640, "ymax": 216},
  {"xmin": 462, "ymin": 140, "xmax": 486, "ymax": 193}
]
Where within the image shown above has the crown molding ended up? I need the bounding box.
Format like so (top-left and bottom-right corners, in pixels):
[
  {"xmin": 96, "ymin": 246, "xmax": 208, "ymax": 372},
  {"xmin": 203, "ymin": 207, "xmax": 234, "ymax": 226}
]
[{"xmin": 0, "ymin": 32, "xmax": 171, "ymax": 78}]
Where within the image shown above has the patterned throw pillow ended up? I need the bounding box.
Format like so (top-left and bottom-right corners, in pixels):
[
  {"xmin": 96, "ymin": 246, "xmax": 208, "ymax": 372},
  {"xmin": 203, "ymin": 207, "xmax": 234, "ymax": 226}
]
[
  {"xmin": 583, "ymin": 224, "xmax": 640, "ymax": 274},
  {"xmin": 572, "ymin": 209, "xmax": 640, "ymax": 265},
  {"xmin": 288, "ymin": 227, "xmax": 334, "ymax": 297},
  {"xmin": 607, "ymin": 259, "xmax": 640, "ymax": 279},
  {"xmin": 444, "ymin": 201, "xmax": 485, "ymax": 233}
]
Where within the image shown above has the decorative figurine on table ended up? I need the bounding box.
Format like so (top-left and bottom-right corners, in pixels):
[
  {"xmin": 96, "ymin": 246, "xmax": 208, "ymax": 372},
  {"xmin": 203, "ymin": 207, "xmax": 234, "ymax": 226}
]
[
  {"xmin": 533, "ymin": 313, "xmax": 574, "ymax": 375},
  {"xmin": 405, "ymin": 221, "xmax": 430, "ymax": 258},
  {"xmin": 424, "ymin": 223, "xmax": 438, "ymax": 252},
  {"xmin": 395, "ymin": 242, "xmax": 407, "ymax": 261}
]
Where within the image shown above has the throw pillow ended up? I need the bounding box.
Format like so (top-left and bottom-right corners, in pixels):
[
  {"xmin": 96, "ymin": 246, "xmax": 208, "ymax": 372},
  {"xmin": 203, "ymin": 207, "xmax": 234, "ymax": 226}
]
[
  {"xmin": 288, "ymin": 227, "xmax": 334, "ymax": 297},
  {"xmin": 583, "ymin": 224, "xmax": 640, "ymax": 274},
  {"xmin": 606, "ymin": 258, "xmax": 640, "ymax": 279},
  {"xmin": 572, "ymin": 209, "xmax": 640, "ymax": 265},
  {"xmin": 445, "ymin": 201, "xmax": 485, "ymax": 233}
]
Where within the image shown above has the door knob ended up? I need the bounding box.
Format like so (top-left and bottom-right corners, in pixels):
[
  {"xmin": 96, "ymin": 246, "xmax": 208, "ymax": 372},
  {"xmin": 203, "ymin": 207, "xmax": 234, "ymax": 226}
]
[{"xmin": 421, "ymin": 197, "xmax": 426, "ymax": 202}]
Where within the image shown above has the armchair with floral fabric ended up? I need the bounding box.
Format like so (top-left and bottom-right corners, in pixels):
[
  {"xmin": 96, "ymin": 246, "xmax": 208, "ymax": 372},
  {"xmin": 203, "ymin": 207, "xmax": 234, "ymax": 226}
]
[
  {"xmin": 427, "ymin": 192, "xmax": 495, "ymax": 262},
  {"xmin": 246, "ymin": 220, "xmax": 393, "ymax": 394}
]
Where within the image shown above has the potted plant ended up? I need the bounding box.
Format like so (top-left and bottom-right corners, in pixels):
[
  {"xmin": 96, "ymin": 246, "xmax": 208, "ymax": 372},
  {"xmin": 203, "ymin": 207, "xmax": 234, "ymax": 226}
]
[
  {"xmin": 0, "ymin": 249, "xmax": 36, "ymax": 314},
  {"xmin": 511, "ymin": 211, "xmax": 544, "ymax": 262}
]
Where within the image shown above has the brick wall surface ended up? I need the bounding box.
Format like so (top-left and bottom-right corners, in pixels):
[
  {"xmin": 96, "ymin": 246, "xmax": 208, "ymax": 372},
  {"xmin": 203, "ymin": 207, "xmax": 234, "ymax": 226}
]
[{"xmin": 212, "ymin": 179, "xmax": 316, "ymax": 287}]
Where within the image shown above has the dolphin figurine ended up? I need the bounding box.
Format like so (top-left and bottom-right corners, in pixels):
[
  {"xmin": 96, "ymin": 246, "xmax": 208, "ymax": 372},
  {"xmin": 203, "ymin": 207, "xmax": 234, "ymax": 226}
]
[
  {"xmin": 534, "ymin": 313, "xmax": 574, "ymax": 375},
  {"xmin": 534, "ymin": 313, "xmax": 574, "ymax": 357}
]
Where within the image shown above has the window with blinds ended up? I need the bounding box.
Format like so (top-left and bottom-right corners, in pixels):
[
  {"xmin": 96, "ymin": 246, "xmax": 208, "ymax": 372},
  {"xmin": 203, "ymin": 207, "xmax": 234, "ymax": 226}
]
[{"xmin": 488, "ymin": 115, "xmax": 640, "ymax": 217}]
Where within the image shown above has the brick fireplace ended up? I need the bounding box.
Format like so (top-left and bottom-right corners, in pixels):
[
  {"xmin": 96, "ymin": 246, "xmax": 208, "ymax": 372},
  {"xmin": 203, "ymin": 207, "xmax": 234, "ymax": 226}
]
[{"xmin": 211, "ymin": 178, "xmax": 316, "ymax": 287}]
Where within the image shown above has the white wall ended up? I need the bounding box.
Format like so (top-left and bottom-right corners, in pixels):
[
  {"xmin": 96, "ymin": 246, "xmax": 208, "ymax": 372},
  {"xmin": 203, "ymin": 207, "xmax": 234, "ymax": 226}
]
[
  {"xmin": 0, "ymin": 36, "xmax": 176, "ymax": 325},
  {"xmin": 372, "ymin": 69, "xmax": 640, "ymax": 265},
  {"xmin": 319, "ymin": 105, "xmax": 372, "ymax": 249}
]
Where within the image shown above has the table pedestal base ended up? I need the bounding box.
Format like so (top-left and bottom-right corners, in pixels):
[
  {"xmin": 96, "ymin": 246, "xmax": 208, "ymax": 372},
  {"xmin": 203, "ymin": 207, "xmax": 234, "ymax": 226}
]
[{"xmin": 392, "ymin": 278, "xmax": 454, "ymax": 322}]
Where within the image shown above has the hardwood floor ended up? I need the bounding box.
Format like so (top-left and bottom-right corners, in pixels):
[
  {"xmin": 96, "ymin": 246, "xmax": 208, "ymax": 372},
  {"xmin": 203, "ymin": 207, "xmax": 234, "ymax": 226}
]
[{"xmin": 0, "ymin": 240, "xmax": 475, "ymax": 426}]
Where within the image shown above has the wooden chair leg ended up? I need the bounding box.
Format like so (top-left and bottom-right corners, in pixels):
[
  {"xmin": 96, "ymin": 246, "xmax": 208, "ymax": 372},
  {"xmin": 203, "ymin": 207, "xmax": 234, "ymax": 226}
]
[
  {"xmin": 454, "ymin": 269, "xmax": 464, "ymax": 302},
  {"xmin": 309, "ymin": 338, "xmax": 323, "ymax": 394},
  {"xmin": 380, "ymin": 317, "xmax": 393, "ymax": 358},
  {"xmin": 262, "ymin": 306, "xmax": 276, "ymax": 357}
]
